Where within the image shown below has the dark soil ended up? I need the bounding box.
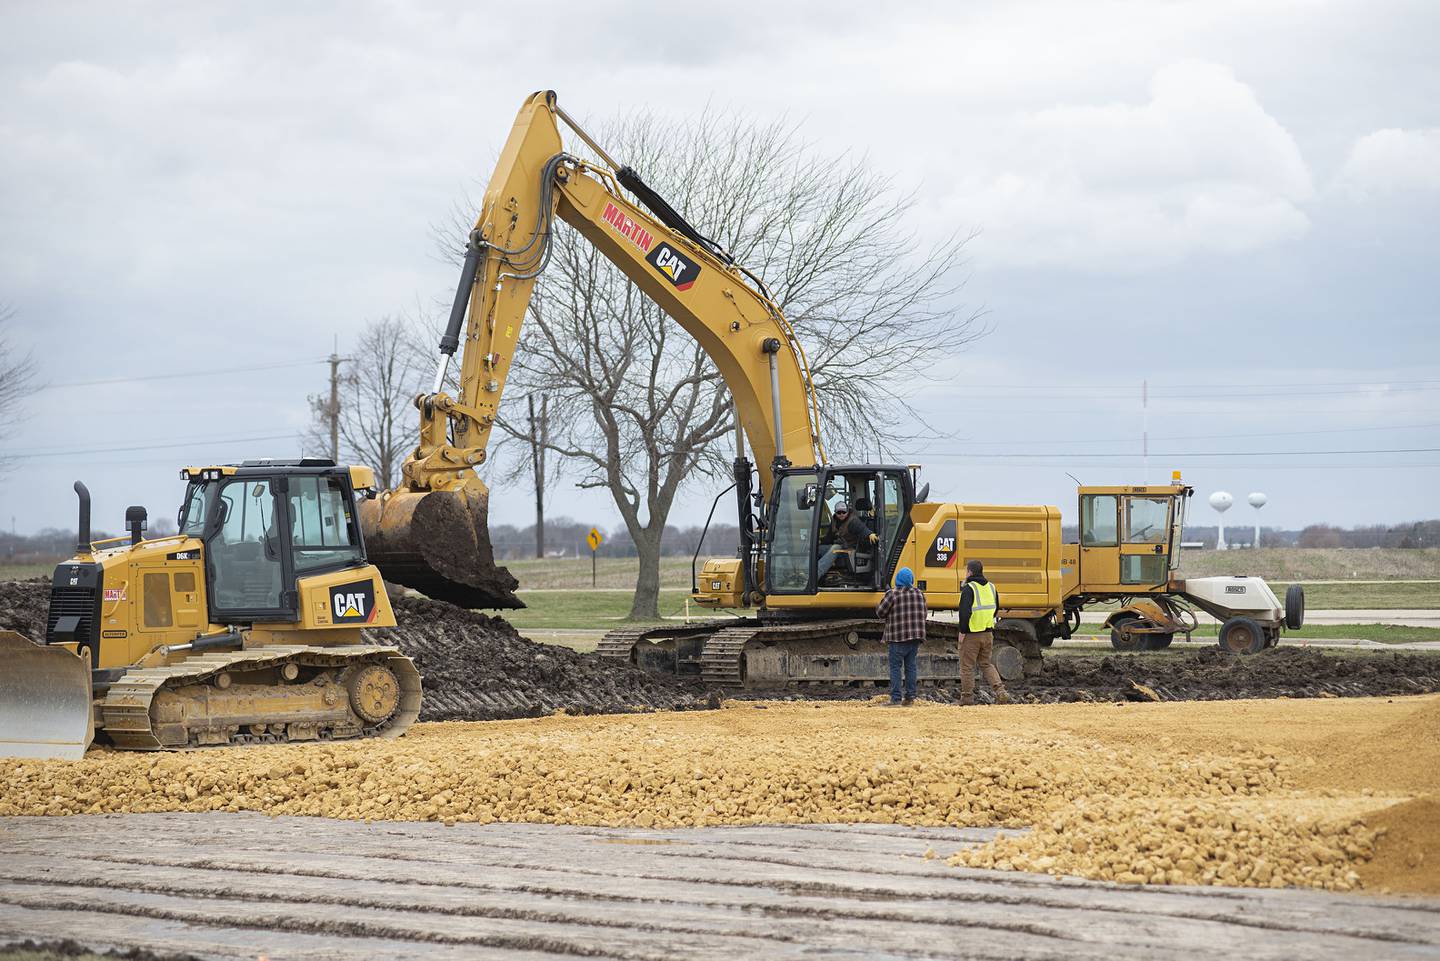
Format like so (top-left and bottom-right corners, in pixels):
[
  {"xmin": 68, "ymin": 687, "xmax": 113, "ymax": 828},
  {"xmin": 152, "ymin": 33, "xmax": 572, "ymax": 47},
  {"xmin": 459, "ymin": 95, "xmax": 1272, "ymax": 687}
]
[
  {"xmin": 0, "ymin": 576, "xmax": 50, "ymax": 641},
  {"xmin": 736, "ymin": 646, "xmax": 1440, "ymax": 705},
  {"xmin": 1022, "ymin": 646, "xmax": 1440, "ymax": 702},
  {"xmin": 371, "ymin": 588, "xmax": 712, "ymax": 722}
]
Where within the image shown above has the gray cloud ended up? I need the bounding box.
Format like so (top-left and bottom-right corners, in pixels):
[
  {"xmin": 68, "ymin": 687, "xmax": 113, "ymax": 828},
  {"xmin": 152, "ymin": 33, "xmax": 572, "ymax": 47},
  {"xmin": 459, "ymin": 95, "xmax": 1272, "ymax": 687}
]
[{"xmin": 0, "ymin": 0, "xmax": 1436, "ymax": 536}]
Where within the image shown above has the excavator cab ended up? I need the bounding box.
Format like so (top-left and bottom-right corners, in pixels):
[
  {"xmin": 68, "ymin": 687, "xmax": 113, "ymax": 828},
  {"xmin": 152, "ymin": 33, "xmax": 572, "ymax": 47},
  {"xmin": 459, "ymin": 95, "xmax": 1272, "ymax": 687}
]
[{"xmin": 764, "ymin": 465, "xmax": 913, "ymax": 596}]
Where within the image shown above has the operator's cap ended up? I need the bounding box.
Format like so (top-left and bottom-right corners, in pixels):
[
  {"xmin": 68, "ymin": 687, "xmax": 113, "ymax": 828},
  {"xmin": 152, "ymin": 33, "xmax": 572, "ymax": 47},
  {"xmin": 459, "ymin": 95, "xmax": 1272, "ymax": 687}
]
[{"xmin": 834, "ymin": 501, "xmax": 850, "ymax": 513}]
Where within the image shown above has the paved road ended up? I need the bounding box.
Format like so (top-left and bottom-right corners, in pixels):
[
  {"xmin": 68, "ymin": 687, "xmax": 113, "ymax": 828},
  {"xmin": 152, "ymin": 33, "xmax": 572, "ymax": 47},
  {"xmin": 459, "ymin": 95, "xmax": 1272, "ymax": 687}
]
[
  {"xmin": 1304, "ymin": 609, "xmax": 1440, "ymax": 628},
  {"xmin": 1, "ymin": 814, "xmax": 1437, "ymax": 960}
]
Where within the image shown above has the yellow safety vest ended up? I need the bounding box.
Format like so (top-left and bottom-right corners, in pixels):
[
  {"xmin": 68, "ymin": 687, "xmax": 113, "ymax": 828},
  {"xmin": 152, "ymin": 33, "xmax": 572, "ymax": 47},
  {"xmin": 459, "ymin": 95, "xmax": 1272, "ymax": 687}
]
[{"xmin": 967, "ymin": 580, "xmax": 997, "ymax": 632}]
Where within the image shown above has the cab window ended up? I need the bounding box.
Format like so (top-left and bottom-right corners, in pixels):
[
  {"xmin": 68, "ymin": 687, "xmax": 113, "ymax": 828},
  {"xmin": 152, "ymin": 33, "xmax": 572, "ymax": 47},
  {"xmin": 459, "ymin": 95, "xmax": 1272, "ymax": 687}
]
[
  {"xmin": 1081, "ymin": 494, "xmax": 1117, "ymax": 546},
  {"xmin": 179, "ymin": 482, "xmax": 212, "ymax": 535},
  {"xmin": 208, "ymin": 478, "xmax": 285, "ymax": 613},
  {"xmin": 767, "ymin": 472, "xmax": 817, "ymax": 592},
  {"xmin": 289, "ymin": 476, "xmax": 362, "ymax": 574},
  {"xmin": 1125, "ymin": 496, "xmax": 1170, "ymax": 544}
]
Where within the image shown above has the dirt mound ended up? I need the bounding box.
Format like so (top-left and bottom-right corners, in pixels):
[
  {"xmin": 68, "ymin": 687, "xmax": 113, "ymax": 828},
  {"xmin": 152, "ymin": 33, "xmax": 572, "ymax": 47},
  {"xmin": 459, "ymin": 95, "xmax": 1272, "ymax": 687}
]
[
  {"xmin": 372, "ymin": 588, "xmax": 711, "ymax": 722},
  {"xmin": 1024, "ymin": 646, "xmax": 1440, "ymax": 702},
  {"xmin": 1356, "ymin": 796, "xmax": 1440, "ymax": 894},
  {"xmin": 0, "ymin": 577, "xmax": 50, "ymax": 641}
]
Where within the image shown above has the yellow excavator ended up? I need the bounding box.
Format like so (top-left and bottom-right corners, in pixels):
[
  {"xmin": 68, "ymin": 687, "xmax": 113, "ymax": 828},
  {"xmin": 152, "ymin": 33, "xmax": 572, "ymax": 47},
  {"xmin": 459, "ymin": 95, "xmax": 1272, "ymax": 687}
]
[
  {"xmin": 356, "ymin": 90, "xmax": 1302, "ymax": 689},
  {"xmin": 0, "ymin": 462, "xmax": 420, "ymax": 759}
]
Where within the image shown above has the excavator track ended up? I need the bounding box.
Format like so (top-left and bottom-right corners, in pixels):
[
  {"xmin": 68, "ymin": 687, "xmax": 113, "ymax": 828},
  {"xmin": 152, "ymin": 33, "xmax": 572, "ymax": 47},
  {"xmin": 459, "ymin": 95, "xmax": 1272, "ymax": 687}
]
[
  {"xmin": 597, "ymin": 620, "xmax": 751, "ymax": 675},
  {"xmin": 700, "ymin": 617, "xmax": 967, "ymax": 689},
  {"xmin": 602, "ymin": 614, "xmax": 1041, "ymax": 690},
  {"xmin": 100, "ymin": 645, "xmax": 421, "ymax": 751}
]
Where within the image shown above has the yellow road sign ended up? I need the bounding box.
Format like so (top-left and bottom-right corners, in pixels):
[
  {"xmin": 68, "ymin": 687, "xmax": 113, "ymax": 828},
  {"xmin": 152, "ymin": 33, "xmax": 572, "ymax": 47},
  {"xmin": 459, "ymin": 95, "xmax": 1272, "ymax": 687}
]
[{"xmin": 587, "ymin": 528, "xmax": 604, "ymax": 552}]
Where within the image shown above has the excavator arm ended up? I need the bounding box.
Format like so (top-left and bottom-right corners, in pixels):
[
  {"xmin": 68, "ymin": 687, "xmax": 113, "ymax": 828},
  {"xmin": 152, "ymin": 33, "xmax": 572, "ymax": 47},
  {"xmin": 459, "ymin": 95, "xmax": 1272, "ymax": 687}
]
[{"xmin": 361, "ymin": 90, "xmax": 826, "ymax": 607}]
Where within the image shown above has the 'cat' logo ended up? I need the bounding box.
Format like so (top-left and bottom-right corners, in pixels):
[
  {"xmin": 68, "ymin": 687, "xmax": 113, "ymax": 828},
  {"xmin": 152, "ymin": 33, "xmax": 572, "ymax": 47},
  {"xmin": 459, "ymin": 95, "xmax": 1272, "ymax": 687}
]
[
  {"xmin": 328, "ymin": 580, "xmax": 379, "ymax": 623},
  {"xmin": 925, "ymin": 520, "xmax": 959, "ymax": 568},
  {"xmin": 646, "ymin": 243, "xmax": 699, "ymax": 291}
]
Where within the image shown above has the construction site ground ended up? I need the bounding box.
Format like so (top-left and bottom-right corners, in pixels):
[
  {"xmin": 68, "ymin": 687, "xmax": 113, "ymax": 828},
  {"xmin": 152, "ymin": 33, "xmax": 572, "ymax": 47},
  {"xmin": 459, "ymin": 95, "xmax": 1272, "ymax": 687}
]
[
  {"xmin": 3, "ymin": 567, "xmax": 1439, "ymax": 958},
  {"xmin": 2, "ymin": 811, "xmax": 1438, "ymax": 961},
  {"xmin": 2, "ymin": 696, "xmax": 1439, "ymax": 960}
]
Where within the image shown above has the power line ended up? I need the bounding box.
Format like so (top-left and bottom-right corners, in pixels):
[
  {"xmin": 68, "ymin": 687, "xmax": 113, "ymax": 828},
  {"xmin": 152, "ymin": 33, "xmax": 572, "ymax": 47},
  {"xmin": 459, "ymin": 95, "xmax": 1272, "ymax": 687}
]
[
  {"xmin": 954, "ymin": 421, "xmax": 1440, "ymax": 446},
  {"xmin": 38, "ymin": 358, "xmax": 329, "ymax": 391},
  {"xmin": 6, "ymin": 429, "xmax": 301, "ymax": 456},
  {"xmin": 4, "ymin": 433, "xmax": 297, "ymax": 460},
  {"xmin": 949, "ymin": 377, "xmax": 1440, "ymax": 392},
  {"xmin": 942, "ymin": 463, "xmax": 1440, "ymax": 471},
  {"xmin": 926, "ymin": 447, "xmax": 1440, "ymax": 460},
  {"xmin": 937, "ymin": 385, "xmax": 1440, "ymax": 401}
]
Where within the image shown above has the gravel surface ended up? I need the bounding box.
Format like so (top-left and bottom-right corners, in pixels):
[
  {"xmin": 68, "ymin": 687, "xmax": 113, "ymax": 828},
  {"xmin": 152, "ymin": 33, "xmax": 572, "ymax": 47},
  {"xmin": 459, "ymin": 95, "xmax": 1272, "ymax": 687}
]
[{"xmin": 7, "ymin": 697, "xmax": 1435, "ymax": 893}]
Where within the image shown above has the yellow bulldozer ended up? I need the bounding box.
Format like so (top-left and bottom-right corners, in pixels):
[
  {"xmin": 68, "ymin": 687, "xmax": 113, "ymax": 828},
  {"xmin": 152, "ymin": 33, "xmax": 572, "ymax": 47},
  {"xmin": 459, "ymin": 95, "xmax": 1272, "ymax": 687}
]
[{"xmin": 0, "ymin": 462, "xmax": 420, "ymax": 759}]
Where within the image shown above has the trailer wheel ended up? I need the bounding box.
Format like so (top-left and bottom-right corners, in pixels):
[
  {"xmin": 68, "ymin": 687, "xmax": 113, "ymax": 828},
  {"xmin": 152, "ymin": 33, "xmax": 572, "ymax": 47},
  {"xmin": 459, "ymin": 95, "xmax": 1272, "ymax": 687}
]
[
  {"xmin": 1109, "ymin": 613, "xmax": 1146, "ymax": 652},
  {"xmin": 1284, "ymin": 585, "xmax": 1305, "ymax": 630},
  {"xmin": 1218, "ymin": 617, "xmax": 1266, "ymax": 654},
  {"xmin": 1146, "ymin": 633, "xmax": 1174, "ymax": 650}
]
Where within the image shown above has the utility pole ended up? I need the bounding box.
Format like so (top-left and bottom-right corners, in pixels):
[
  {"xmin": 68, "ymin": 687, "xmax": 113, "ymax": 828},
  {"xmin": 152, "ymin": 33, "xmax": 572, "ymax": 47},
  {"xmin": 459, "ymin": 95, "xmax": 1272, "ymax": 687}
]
[
  {"xmin": 1141, "ymin": 379, "xmax": 1148, "ymax": 485},
  {"xmin": 528, "ymin": 394, "xmax": 548, "ymax": 558},
  {"xmin": 327, "ymin": 342, "xmax": 343, "ymax": 463}
]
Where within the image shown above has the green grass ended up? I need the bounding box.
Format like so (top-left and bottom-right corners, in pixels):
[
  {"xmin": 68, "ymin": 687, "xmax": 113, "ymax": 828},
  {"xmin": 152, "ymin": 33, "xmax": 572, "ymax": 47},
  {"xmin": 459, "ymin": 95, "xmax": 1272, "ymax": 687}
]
[
  {"xmin": 502, "ymin": 589, "xmax": 738, "ymax": 629},
  {"xmin": 1267, "ymin": 581, "xmax": 1438, "ymax": 609},
  {"xmin": 497, "ymin": 556, "xmax": 725, "ymax": 590},
  {"xmin": 0, "ymin": 563, "xmax": 51, "ymax": 581},
  {"xmin": 1178, "ymin": 547, "xmax": 1440, "ymax": 581}
]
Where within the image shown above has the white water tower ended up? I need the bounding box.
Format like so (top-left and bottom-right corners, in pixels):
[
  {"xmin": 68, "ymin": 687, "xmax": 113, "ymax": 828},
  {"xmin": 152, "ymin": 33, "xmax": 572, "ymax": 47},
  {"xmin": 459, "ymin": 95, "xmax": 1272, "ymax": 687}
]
[
  {"xmin": 1248, "ymin": 492, "xmax": 1267, "ymax": 550},
  {"xmin": 1209, "ymin": 491, "xmax": 1234, "ymax": 550}
]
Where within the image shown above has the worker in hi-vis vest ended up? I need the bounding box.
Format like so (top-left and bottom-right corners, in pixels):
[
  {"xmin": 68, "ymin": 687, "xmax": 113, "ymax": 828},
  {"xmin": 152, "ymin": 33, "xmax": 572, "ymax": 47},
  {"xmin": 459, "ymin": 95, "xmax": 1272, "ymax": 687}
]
[{"xmin": 957, "ymin": 559, "xmax": 1011, "ymax": 705}]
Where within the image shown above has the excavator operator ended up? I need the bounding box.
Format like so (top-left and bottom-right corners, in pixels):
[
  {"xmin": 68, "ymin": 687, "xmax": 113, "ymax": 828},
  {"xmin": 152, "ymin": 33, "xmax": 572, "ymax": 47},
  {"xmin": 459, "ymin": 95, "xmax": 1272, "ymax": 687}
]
[{"xmin": 817, "ymin": 502, "xmax": 879, "ymax": 583}]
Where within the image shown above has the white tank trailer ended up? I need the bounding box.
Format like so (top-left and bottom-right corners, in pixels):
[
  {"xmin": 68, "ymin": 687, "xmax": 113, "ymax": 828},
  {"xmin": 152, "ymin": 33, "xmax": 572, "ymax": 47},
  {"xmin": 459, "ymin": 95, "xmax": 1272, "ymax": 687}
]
[{"xmin": 1174, "ymin": 574, "xmax": 1304, "ymax": 653}]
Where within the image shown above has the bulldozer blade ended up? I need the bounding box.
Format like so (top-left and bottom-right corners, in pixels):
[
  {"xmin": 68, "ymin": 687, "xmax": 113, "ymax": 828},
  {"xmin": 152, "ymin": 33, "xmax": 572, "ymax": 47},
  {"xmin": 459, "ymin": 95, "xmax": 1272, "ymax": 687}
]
[
  {"xmin": 0, "ymin": 631, "xmax": 94, "ymax": 760},
  {"xmin": 359, "ymin": 488, "xmax": 523, "ymax": 609}
]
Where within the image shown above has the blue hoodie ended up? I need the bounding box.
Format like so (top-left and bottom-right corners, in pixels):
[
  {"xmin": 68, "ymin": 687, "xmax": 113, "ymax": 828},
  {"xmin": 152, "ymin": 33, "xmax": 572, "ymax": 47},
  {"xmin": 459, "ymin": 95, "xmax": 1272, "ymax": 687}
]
[{"xmin": 894, "ymin": 567, "xmax": 916, "ymax": 589}]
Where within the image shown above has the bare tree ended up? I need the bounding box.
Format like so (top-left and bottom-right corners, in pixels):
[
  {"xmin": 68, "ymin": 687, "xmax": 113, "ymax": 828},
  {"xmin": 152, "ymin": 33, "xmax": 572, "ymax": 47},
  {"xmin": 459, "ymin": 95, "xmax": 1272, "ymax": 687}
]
[
  {"xmin": 444, "ymin": 111, "xmax": 982, "ymax": 618},
  {"xmin": 305, "ymin": 316, "xmax": 424, "ymax": 489},
  {"xmin": 0, "ymin": 304, "xmax": 38, "ymax": 475}
]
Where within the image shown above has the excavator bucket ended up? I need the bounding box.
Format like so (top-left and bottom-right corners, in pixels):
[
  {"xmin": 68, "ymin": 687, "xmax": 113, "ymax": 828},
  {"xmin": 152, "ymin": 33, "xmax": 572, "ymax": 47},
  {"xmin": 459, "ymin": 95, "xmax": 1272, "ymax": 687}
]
[
  {"xmin": 0, "ymin": 631, "xmax": 94, "ymax": 760},
  {"xmin": 359, "ymin": 487, "xmax": 523, "ymax": 610}
]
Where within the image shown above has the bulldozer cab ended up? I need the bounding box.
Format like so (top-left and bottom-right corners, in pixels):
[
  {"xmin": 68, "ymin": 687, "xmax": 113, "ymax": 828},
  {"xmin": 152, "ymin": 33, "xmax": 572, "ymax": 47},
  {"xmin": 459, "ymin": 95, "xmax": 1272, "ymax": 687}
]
[
  {"xmin": 764, "ymin": 465, "xmax": 912, "ymax": 595},
  {"xmin": 179, "ymin": 461, "xmax": 372, "ymax": 623},
  {"xmin": 1076, "ymin": 480, "xmax": 1190, "ymax": 593}
]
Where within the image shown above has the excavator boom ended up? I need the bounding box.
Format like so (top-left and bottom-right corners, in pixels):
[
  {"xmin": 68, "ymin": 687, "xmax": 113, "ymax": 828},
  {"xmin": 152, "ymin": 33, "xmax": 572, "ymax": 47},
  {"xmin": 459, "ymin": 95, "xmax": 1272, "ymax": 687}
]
[{"xmin": 363, "ymin": 90, "xmax": 825, "ymax": 606}]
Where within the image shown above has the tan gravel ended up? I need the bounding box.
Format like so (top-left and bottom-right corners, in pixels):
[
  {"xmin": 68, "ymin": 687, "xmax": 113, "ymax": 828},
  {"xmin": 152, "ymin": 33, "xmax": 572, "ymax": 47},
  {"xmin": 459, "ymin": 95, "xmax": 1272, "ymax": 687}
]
[{"xmin": 3, "ymin": 696, "xmax": 1435, "ymax": 894}]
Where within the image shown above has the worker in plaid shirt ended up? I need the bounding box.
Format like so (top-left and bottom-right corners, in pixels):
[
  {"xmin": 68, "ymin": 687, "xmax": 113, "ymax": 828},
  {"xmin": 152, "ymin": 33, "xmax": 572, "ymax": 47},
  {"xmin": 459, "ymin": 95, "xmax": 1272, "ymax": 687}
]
[{"xmin": 876, "ymin": 566, "xmax": 926, "ymax": 705}]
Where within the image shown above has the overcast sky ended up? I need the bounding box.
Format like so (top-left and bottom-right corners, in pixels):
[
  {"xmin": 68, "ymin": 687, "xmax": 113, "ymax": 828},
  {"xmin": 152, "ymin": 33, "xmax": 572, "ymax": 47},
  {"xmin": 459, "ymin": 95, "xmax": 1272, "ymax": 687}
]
[{"xmin": 1, "ymin": 0, "xmax": 1437, "ymax": 542}]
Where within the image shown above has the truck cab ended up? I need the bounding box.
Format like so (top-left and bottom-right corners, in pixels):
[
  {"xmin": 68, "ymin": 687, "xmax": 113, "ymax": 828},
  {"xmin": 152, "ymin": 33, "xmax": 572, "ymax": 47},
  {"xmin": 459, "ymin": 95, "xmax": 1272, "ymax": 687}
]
[{"xmin": 1069, "ymin": 477, "xmax": 1191, "ymax": 597}]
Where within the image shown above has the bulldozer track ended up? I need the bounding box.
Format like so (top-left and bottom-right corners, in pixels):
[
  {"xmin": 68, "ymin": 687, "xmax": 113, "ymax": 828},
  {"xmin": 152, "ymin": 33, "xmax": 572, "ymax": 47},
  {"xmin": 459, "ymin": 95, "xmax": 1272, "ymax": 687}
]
[{"xmin": 101, "ymin": 645, "xmax": 422, "ymax": 751}]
